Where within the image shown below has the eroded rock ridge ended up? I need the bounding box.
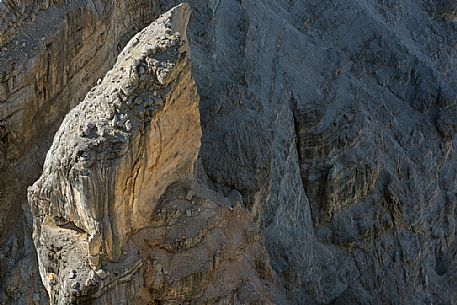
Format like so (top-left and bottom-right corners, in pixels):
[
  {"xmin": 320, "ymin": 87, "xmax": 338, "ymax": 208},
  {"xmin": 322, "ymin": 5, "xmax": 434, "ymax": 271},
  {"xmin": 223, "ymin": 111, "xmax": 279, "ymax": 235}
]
[{"xmin": 28, "ymin": 4, "xmax": 276, "ymax": 305}]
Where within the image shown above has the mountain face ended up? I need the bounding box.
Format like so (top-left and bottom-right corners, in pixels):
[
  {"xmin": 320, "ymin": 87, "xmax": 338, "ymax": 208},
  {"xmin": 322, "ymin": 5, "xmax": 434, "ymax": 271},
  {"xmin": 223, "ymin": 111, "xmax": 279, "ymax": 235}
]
[
  {"xmin": 1, "ymin": 1, "xmax": 457, "ymax": 305},
  {"xmin": 28, "ymin": 5, "xmax": 275, "ymax": 304}
]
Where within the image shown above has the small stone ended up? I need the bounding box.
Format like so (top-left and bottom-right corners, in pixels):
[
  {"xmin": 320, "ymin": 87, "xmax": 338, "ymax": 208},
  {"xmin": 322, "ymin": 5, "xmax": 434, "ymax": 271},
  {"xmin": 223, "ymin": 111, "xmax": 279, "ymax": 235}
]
[
  {"xmin": 21, "ymin": 42, "xmax": 26, "ymax": 47},
  {"xmin": 97, "ymin": 78, "xmax": 102, "ymax": 85},
  {"xmin": 186, "ymin": 189, "xmax": 196, "ymax": 201},
  {"xmin": 186, "ymin": 209, "xmax": 192, "ymax": 217},
  {"xmin": 95, "ymin": 269, "xmax": 107, "ymax": 280}
]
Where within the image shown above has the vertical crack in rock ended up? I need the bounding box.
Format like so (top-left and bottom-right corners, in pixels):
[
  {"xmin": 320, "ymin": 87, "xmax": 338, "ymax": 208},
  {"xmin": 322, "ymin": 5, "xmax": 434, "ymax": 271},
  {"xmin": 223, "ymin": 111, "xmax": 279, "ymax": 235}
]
[{"xmin": 28, "ymin": 4, "xmax": 277, "ymax": 305}]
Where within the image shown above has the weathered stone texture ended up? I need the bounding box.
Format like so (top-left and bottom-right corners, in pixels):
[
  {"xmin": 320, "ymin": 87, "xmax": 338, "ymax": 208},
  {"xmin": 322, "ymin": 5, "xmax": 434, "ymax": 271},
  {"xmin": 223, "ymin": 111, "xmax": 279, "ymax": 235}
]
[
  {"xmin": 0, "ymin": 1, "xmax": 159, "ymax": 304},
  {"xmin": 172, "ymin": 0, "xmax": 457, "ymax": 304},
  {"xmin": 3, "ymin": 0, "xmax": 457, "ymax": 305},
  {"xmin": 28, "ymin": 5, "xmax": 276, "ymax": 304}
]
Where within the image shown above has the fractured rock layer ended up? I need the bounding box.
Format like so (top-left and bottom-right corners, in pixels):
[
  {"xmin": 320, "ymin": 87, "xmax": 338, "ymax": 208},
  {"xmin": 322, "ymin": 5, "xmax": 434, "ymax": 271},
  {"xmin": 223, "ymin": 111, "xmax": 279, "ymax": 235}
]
[
  {"xmin": 0, "ymin": 1, "xmax": 159, "ymax": 303},
  {"xmin": 182, "ymin": 0, "xmax": 457, "ymax": 304},
  {"xmin": 28, "ymin": 5, "xmax": 276, "ymax": 305},
  {"xmin": 3, "ymin": 0, "xmax": 457, "ymax": 305}
]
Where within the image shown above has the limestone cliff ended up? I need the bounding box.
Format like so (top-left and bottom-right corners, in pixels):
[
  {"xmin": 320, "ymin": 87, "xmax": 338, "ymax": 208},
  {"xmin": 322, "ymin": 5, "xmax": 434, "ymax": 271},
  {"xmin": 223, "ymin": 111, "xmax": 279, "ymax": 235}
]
[{"xmin": 28, "ymin": 5, "xmax": 276, "ymax": 305}]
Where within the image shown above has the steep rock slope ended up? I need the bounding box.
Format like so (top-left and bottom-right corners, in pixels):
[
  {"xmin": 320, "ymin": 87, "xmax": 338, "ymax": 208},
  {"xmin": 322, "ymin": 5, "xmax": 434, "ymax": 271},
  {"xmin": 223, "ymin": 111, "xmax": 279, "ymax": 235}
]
[
  {"xmin": 1, "ymin": 1, "xmax": 457, "ymax": 305},
  {"xmin": 28, "ymin": 5, "xmax": 276, "ymax": 305},
  {"xmin": 175, "ymin": 0, "xmax": 457, "ymax": 304},
  {"xmin": 0, "ymin": 1, "xmax": 160, "ymax": 304}
]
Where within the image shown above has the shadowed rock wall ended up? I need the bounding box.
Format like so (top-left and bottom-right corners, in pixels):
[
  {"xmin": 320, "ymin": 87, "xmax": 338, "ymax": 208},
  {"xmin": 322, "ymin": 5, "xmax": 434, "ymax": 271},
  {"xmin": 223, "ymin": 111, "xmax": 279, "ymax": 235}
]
[{"xmin": 2, "ymin": 0, "xmax": 457, "ymax": 305}]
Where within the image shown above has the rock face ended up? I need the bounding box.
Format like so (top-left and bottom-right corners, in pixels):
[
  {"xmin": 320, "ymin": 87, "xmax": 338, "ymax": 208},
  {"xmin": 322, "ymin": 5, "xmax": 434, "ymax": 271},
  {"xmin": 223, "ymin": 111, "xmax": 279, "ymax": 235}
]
[
  {"xmin": 3, "ymin": 0, "xmax": 457, "ymax": 305},
  {"xmin": 161, "ymin": 0, "xmax": 457, "ymax": 304},
  {"xmin": 0, "ymin": 1, "xmax": 160, "ymax": 304},
  {"xmin": 28, "ymin": 5, "xmax": 276, "ymax": 305},
  {"xmin": 178, "ymin": 1, "xmax": 457, "ymax": 304},
  {"xmin": 29, "ymin": 3, "xmax": 199, "ymax": 266}
]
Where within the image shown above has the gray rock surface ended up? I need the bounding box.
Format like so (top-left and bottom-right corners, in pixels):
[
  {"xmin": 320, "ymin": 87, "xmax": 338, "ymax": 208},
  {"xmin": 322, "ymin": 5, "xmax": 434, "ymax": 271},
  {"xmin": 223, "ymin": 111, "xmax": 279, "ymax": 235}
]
[
  {"xmin": 0, "ymin": 1, "xmax": 160, "ymax": 304},
  {"xmin": 178, "ymin": 0, "xmax": 457, "ymax": 304},
  {"xmin": 2, "ymin": 0, "xmax": 457, "ymax": 305},
  {"xmin": 28, "ymin": 5, "xmax": 276, "ymax": 304}
]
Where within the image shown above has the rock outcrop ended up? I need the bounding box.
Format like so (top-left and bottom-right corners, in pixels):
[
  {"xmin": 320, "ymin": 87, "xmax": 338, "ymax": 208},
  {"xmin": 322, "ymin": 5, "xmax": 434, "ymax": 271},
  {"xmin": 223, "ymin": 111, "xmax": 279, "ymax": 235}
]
[
  {"xmin": 180, "ymin": 0, "xmax": 457, "ymax": 304},
  {"xmin": 28, "ymin": 5, "xmax": 276, "ymax": 305},
  {"xmin": 2, "ymin": 0, "xmax": 457, "ymax": 305},
  {"xmin": 0, "ymin": 1, "xmax": 160, "ymax": 304}
]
